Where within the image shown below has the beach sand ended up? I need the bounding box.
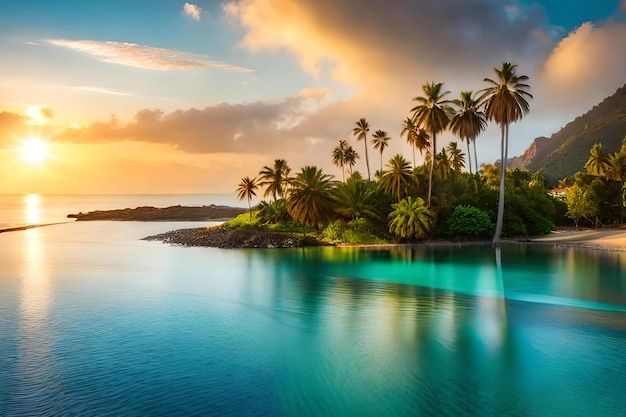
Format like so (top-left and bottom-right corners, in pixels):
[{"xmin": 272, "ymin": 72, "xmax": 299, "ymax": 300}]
[{"xmin": 527, "ymin": 228, "xmax": 626, "ymax": 252}]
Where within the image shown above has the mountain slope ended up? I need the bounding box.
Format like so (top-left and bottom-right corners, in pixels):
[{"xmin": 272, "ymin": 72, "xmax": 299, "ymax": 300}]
[{"xmin": 509, "ymin": 84, "xmax": 626, "ymax": 184}]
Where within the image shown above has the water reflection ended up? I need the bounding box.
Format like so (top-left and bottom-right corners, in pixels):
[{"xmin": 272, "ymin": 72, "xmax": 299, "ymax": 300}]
[
  {"xmin": 238, "ymin": 245, "xmax": 626, "ymax": 415},
  {"xmin": 24, "ymin": 193, "xmax": 41, "ymax": 224},
  {"xmin": 14, "ymin": 228, "xmax": 55, "ymax": 414}
]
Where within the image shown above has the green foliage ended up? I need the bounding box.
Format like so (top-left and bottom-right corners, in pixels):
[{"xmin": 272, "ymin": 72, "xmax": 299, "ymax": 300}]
[
  {"xmin": 334, "ymin": 173, "xmax": 379, "ymax": 220},
  {"xmin": 321, "ymin": 218, "xmax": 388, "ymax": 244},
  {"xmin": 257, "ymin": 199, "xmax": 290, "ymax": 224},
  {"xmin": 258, "ymin": 159, "xmax": 291, "ymax": 201},
  {"xmin": 223, "ymin": 211, "xmax": 259, "ymax": 228},
  {"xmin": 500, "ymin": 193, "xmax": 554, "ymax": 236},
  {"xmin": 388, "ymin": 196, "xmax": 433, "ymax": 240},
  {"xmin": 447, "ymin": 205, "xmax": 493, "ymax": 236},
  {"xmin": 287, "ymin": 166, "xmax": 337, "ymax": 229},
  {"xmin": 551, "ymin": 195, "xmax": 572, "ymax": 226},
  {"xmin": 378, "ymin": 154, "xmax": 414, "ymax": 202}
]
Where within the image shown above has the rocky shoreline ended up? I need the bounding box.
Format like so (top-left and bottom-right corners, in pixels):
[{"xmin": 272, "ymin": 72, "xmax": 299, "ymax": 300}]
[
  {"xmin": 143, "ymin": 226, "xmax": 326, "ymax": 249},
  {"xmin": 68, "ymin": 205, "xmax": 247, "ymax": 222}
]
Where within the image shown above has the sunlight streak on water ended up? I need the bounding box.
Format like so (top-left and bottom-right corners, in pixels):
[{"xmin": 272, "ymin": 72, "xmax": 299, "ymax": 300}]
[
  {"xmin": 14, "ymin": 228, "xmax": 56, "ymax": 416},
  {"xmin": 24, "ymin": 194, "xmax": 41, "ymax": 224}
]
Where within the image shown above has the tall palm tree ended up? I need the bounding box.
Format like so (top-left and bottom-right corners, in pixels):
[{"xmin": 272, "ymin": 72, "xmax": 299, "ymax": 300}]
[
  {"xmin": 371, "ymin": 130, "xmax": 391, "ymax": 173},
  {"xmin": 258, "ymin": 159, "xmax": 291, "ymax": 201},
  {"xmin": 344, "ymin": 145, "xmax": 359, "ymax": 176},
  {"xmin": 479, "ymin": 63, "xmax": 532, "ymax": 243},
  {"xmin": 286, "ymin": 166, "xmax": 337, "ymax": 234},
  {"xmin": 388, "ymin": 196, "xmax": 432, "ymax": 240},
  {"xmin": 449, "ymin": 91, "xmax": 487, "ymax": 174},
  {"xmin": 447, "ymin": 141, "xmax": 465, "ymax": 173},
  {"xmin": 236, "ymin": 176, "xmax": 258, "ymax": 221},
  {"xmin": 352, "ymin": 118, "xmax": 371, "ymax": 181},
  {"xmin": 378, "ymin": 154, "xmax": 414, "ymax": 202},
  {"xmin": 585, "ymin": 143, "xmax": 609, "ymax": 176},
  {"xmin": 411, "ymin": 82, "xmax": 454, "ymax": 206},
  {"xmin": 332, "ymin": 139, "xmax": 349, "ymax": 182}
]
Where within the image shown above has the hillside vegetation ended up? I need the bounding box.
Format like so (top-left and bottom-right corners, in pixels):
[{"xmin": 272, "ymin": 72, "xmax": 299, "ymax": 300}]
[{"xmin": 510, "ymin": 84, "xmax": 626, "ymax": 184}]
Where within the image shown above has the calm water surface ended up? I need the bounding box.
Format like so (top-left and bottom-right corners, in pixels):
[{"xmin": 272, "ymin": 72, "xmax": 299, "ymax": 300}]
[
  {"xmin": 1, "ymin": 220, "xmax": 625, "ymax": 416},
  {"xmin": 0, "ymin": 194, "xmax": 245, "ymax": 230}
]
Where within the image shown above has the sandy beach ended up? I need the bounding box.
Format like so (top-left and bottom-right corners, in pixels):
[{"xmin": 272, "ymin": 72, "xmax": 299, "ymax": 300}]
[{"xmin": 527, "ymin": 228, "xmax": 626, "ymax": 252}]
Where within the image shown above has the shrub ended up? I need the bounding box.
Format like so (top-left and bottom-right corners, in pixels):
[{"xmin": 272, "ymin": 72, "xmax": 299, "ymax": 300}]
[{"xmin": 447, "ymin": 205, "xmax": 493, "ymax": 236}]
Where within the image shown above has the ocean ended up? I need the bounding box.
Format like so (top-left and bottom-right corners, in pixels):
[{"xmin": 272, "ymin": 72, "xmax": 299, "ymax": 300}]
[
  {"xmin": 0, "ymin": 194, "xmax": 246, "ymax": 230},
  {"xmin": 1, "ymin": 194, "xmax": 625, "ymax": 416}
]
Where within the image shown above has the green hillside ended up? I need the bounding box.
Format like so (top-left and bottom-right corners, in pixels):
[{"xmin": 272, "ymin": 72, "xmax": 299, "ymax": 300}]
[{"xmin": 509, "ymin": 84, "xmax": 626, "ymax": 184}]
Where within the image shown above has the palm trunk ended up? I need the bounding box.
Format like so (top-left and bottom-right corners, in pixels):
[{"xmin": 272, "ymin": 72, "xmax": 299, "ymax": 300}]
[
  {"xmin": 412, "ymin": 145, "xmax": 416, "ymax": 168},
  {"xmin": 493, "ymin": 123, "xmax": 507, "ymax": 244},
  {"xmin": 248, "ymin": 198, "xmax": 252, "ymax": 222},
  {"xmin": 364, "ymin": 139, "xmax": 371, "ymax": 181},
  {"xmin": 427, "ymin": 133, "xmax": 436, "ymax": 207},
  {"xmin": 341, "ymin": 164, "xmax": 345, "ymax": 182},
  {"xmin": 466, "ymin": 140, "xmax": 472, "ymax": 174},
  {"xmin": 473, "ymin": 139, "xmax": 479, "ymax": 174}
]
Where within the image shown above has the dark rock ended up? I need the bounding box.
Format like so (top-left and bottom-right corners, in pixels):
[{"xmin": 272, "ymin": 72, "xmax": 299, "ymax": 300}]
[{"xmin": 143, "ymin": 226, "xmax": 326, "ymax": 249}]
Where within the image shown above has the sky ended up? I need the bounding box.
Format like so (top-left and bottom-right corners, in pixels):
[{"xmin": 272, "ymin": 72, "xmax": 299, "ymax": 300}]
[{"xmin": 1, "ymin": 0, "xmax": 625, "ymax": 194}]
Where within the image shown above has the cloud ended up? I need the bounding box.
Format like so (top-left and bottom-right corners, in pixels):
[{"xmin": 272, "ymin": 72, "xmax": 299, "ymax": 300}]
[
  {"xmin": 48, "ymin": 39, "xmax": 253, "ymax": 72},
  {"xmin": 67, "ymin": 86, "xmax": 135, "ymax": 96},
  {"xmin": 25, "ymin": 105, "xmax": 54, "ymax": 125},
  {"xmin": 183, "ymin": 3, "xmax": 202, "ymax": 21},
  {"xmin": 223, "ymin": 0, "xmax": 548, "ymax": 92},
  {"xmin": 538, "ymin": 22, "xmax": 626, "ymax": 115},
  {"xmin": 54, "ymin": 91, "xmax": 335, "ymax": 155},
  {"xmin": 0, "ymin": 111, "xmax": 27, "ymax": 145}
]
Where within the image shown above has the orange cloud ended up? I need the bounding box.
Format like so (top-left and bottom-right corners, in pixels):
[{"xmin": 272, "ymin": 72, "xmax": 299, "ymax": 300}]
[{"xmin": 54, "ymin": 91, "xmax": 336, "ymax": 154}]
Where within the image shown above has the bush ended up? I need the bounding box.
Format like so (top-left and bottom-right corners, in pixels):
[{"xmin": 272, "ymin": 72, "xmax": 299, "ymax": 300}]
[
  {"xmin": 447, "ymin": 205, "xmax": 493, "ymax": 236},
  {"xmin": 322, "ymin": 220, "xmax": 347, "ymax": 243}
]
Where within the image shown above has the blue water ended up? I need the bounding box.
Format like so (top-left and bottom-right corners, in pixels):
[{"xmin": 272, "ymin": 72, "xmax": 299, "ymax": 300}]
[{"xmin": 1, "ymin": 196, "xmax": 625, "ymax": 416}]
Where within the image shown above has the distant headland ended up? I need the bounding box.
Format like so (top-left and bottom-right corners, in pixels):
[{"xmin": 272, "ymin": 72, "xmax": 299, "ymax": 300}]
[{"xmin": 67, "ymin": 205, "xmax": 247, "ymax": 222}]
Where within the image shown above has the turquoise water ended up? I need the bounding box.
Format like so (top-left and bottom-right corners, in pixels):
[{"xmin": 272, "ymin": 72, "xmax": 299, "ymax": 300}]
[{"xmin": 1, "ymin": 220, "xmax": 625, "ymax": 416}]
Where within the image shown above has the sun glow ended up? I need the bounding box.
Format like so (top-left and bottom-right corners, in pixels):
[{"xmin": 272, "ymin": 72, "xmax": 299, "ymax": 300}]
[{"xmin": 19, "ymin": 138, "xmax": 49, "ymax": 164}]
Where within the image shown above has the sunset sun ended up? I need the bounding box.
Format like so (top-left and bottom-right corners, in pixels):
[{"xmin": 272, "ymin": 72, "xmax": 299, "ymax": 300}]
[{"xmin": 19, "ymin": 138, "xmax": 49, "ymax": 164}]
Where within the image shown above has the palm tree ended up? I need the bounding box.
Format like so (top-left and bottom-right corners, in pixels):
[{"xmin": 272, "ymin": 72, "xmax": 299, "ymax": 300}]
[
  {"xmin": 479, "ymin": 63, "xmax": 532, "ymax": 243},
  {"xmin": 434, "ymin": 148, "xmax": 453, "ymax": 181},
  {"xmin": 332, "ymin": 139, "xmax": 349, "ymax": 182},
  {"xmin": 344, "ymin": 145, "xmax": 359, "ymax": 175},
  {"xmin": 585, "ymin": 143, "xmax": 609, "ymax": 176},
  {"xmin": 447, "ymin": 141, "xmax": 465, "ymax": 173},
  {"xmin": 371, "ymin": 130, "xmax": 391, "ymax": 173},
  {"xmin": 378, "ymin": 154, "xmax": 414, "ymax": 202},
  {"xmin": 334, "ymin": 172, "xmax": 379, "ymax": 220},
  {"xmin": 259, "ymin": 159, "xmax": 291, "ymax": 201},
  {"xmin": 352, "ymin": 118, "xmax": 371, "ymax": 181},
  {"xmin": 411, "ymin": 82, "xmax": 454, "ymax": 207},
  {"xmin": 388, "ymin": 196, "xmax": 432, "ymax": 240},
  {"xmin": 236, "ymin": 176, "xmax": 258, "ymax": 221},
  {"xmin": 400, "ymin": 117, "xmax": 418, "ymax": 168},
  {"xmin": 286, "ymin": 166, "xmax": 337, "ymax": 234},
  {"xmin": 449, "ymin": 91, "xmax": 487, "ymax": 174}
]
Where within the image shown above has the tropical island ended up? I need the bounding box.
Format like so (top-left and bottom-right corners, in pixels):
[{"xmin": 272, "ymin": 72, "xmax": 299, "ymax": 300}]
[{"xmin": 83, "ymin": 65, "xmax": 626, "ymax": 250}]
